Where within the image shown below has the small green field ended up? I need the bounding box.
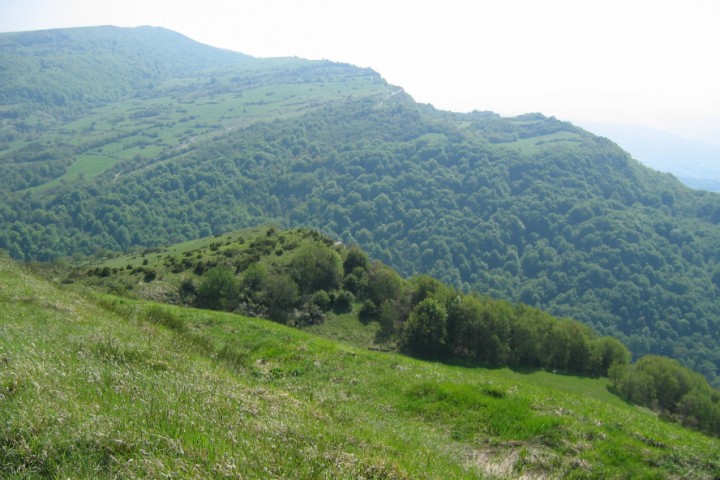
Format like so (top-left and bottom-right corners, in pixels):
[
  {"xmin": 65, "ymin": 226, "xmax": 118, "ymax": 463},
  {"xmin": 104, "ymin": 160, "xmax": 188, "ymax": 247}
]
[
  {"xmin": 2, "ymin": 254, "xmax": 719, "ymax": 478},
  {"xmin": 505, "ymin": 131, "xmax": 584, "ymax": 155},
  {"xmin": 91, "ymin": 225, "xmax": 303, "ymax": 271},
  {"xmin": 32, "ymin": 154, "xmax": 122, "ymax": 191}
]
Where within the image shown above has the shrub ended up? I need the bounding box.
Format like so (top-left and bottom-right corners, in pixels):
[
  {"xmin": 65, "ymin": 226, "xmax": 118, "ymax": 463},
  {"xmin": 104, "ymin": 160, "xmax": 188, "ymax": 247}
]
[
  {"xmin": 311, "ymin": 290, "xmax": 332, "ymax": 311},
  {"xmin": 401, "ymin": 298, "xmax": 448, "ymax": 359},
  {"xmin": 333, "ymin": 290, "xmax": 354, "ymax": 313},
  {"xmin": 195, "ymin": 266, "xmax": 240, "ymax": 311}
]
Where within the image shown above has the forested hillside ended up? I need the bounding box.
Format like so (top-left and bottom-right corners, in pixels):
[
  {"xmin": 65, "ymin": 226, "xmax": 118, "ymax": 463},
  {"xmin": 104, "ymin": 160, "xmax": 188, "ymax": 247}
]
[{"xmin": 2, "ymin": 26, "xmax": 720, "ymax": 386}]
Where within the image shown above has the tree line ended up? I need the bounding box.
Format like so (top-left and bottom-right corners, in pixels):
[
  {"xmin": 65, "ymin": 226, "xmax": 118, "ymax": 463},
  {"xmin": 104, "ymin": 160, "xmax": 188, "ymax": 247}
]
[
  {"xmin": 610, "ymin": 356, "xmax": 720, "ymax": 436},
  {"xmin": 175, "ymin": 230, "xmax": 630, "ymax": 377}
]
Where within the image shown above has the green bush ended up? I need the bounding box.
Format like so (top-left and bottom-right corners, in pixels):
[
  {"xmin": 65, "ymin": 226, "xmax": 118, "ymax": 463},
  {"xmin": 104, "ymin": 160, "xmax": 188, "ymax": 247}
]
[
  {"xmin": 311, "ymin": 290, "xmax": 332, "ymax": 311},
  {"xmin": 401, "ymin": 298, "xmax": 448, "ymax": 359},
  {"xmin": 333, "ymin": 290, "xmax": 354, "ymax": 313},
  {"xmin": 195, "ymin": 266, "xmax": 240, "ymax": 311}
]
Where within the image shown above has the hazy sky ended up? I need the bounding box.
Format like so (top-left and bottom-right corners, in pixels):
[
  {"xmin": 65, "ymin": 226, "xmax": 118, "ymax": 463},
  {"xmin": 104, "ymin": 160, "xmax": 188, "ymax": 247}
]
[{"xmin": 1, "ymin": 0, "xmax": 719, "ymax": 145}]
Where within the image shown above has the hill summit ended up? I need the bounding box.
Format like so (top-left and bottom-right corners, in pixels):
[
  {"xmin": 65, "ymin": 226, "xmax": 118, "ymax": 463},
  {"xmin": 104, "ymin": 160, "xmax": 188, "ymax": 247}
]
[{"xmin": 0, "ymin": 25, "xmax": 251, "ymax": 114}]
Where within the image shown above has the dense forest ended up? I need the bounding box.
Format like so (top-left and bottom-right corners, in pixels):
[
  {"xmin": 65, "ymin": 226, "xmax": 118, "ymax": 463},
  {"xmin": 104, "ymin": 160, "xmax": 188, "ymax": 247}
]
[{"xmin": 2, "ymin": 27, "xmax": 720, "ymax": 388}]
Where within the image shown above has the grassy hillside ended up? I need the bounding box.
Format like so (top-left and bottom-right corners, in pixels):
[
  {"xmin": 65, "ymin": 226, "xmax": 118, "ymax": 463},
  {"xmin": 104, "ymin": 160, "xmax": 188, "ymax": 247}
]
[
  {"xmin": 0, "ymin": 26, "xmax": 390, "ymax": 191},
  {"xmin": 64, "ymin": 225, "xmax": 633, "ymax": 379},
  {"xmin": 2, "ymin": 254, "xmax": 720, "ymax": 478},
  {"xmin": 67, "ymin": 225, "xmax": 720, "ymax": 436}
]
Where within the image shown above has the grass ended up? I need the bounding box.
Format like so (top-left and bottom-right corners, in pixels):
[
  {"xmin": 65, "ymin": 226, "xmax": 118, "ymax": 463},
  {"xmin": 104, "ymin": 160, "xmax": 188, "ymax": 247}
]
[
  {"xmin": 2, "ymin": 254, "xmax": 720, "ymax": 478},
  {"xmin": 90, "ymin": 224, "xmax": 303, "ymax": 269},
  {"xmin": 33, "ymin": 154, "xmax": 123, "ymax": 191},
  {"xmin": 505, "ymin": 369, "xmax": 631, "ymax": 408},
  {"xmin": 306, "ymin": 310, "xmax": 387, "ymax": 349},
  {"xmin": 505, "ymin": 131, "xmax": 584, "ymax": 155}
]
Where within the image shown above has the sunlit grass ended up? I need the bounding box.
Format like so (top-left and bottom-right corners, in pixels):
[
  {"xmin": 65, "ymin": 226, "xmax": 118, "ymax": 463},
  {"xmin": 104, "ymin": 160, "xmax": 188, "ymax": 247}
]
[
  {"xmin": 2, "ymin": 255, "xmax": 719, "ymax": 478},
  {"xmin": 505, "ymin": 131, "xmax": 583, "ymax": 155}
]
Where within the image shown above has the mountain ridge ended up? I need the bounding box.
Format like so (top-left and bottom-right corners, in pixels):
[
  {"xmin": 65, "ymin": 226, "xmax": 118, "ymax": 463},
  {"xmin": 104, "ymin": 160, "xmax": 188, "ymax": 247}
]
[{"xmin": 0, "ymin": 25, "xmax": 253, "ymax": 118}]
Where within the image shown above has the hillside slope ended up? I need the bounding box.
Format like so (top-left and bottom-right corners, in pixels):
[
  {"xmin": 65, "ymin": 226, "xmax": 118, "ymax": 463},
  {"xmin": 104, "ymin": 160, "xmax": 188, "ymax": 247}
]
[
  {"xmin": 2, "ymin": 254, "xmax": 720, "ymax": 478},
  {"xmin": 67, "ymin": 225, "xmax": 720, "ymax": 438},
  {"xmin": 1, "ymin": 26, "xmax": 720, "ymax": 386}
]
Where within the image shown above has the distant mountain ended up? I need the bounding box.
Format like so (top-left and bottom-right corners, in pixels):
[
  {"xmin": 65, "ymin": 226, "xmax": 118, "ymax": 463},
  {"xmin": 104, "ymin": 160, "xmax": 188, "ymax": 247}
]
[
  {"xmin": 2, "ymin": 26, "xmax": 720, "ymax": 387},
  {"xmin": 0, "ymin": 25, "xmax": 388, "ymax": 190},
  {"xmin": 577, "ymin": 122, "xmax": 720, "ymax": 191},
  {"xmin": 0, "ymin": 25, "xmax": 252, "ymax": 116}
]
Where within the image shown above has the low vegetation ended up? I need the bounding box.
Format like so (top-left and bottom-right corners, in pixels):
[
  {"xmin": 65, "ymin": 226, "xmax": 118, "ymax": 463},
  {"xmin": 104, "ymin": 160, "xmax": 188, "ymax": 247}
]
[
  {"xmin": 2, "ymin": 253, "xmax": 720, "ymax": 478},
  {"xmin": 610, "ymin": 355, "xmax": 720, "ymax": 436}
]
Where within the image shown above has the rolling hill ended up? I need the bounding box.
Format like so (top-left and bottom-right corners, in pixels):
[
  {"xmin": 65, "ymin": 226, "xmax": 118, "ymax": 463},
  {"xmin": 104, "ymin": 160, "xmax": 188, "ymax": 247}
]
[
  {"xmin": 2, "ymin": 26, "xmax": 720, "ymax": 387},
  {"xmin": 2, "ymin": 252, "xmax": 720, "ymax": 478},
  {"xmin": 0, "ymin": 25, "xmax": 251, "ymax": 115}
]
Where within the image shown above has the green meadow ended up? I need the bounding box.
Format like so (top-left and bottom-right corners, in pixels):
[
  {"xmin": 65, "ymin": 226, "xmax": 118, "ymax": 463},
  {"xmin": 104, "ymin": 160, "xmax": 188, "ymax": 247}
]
[{"xmin": 2, "ymin": 254, "xmax": 719, "ymax": 479}]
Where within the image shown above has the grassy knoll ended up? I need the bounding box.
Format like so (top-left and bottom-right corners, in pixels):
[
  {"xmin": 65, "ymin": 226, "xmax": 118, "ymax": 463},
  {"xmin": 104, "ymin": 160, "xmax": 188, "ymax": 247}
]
[{"xmin": 2, "ymin": 254, "xmax": 719, "ymax": 478}]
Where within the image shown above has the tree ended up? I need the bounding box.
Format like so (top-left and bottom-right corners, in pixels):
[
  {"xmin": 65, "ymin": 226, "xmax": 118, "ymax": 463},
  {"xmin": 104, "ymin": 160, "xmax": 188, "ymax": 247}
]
[
  {"xmin": 195, "ymin": 266, "xmax": 240, "ymax": 311},
  {"xmin": 508, "ymin": 306, "xmax": 553, "ymax": 368},
  {"xmin": 343, "ymin": 246, "xmax": 369, "ymax": 294},
  {"xmin": 410, "ymin": 275, "xmax": 455, "ymax": 306},
  {"xmin": 612, "ymin": 354, "xmax": 720, "ymax": 436},
  {"xmin": 363, "ymin": 260, "xmax": 405, "ymax": 307},
  {"xmin": 678, "ymin": 388, "xmax": 720, "ymax": 433},
  {"xmin": 545, "ymin": 320, "xmax": 592, "ymax": 372},
  {"xmin": 261, "ymin": 274, "xmax": 299, "ymax": 323},
  {"xmin": 333, "ymin": 290, "xmax": 354, "ymax": 313},
  {"xmin": 243, "ymin": 262, "xmax": 269, "ymax": 293},
  {"xmin": 401, "ymin": 298, "xmax": 448, "ymax": 359},
  {"xmin": 343, "ymin": 245, "xmax": 368, "ymax": 275},
  {"xmin": 590, "ymin": 336, "xmax": 631, "ymax": 376},
  {"xmin": 635, "ymin": 355, "xmax": 694, "ymax": 412},
  {"xmin": 289, "ymin": 244, "xmax": 342, "ymax": 294}
]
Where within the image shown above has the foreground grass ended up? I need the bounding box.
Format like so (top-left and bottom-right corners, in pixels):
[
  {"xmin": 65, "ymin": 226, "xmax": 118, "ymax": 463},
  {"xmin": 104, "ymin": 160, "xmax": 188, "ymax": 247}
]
[{"xmin": 1, "ymin": 256, "xmax": 719, "ymax": 479}]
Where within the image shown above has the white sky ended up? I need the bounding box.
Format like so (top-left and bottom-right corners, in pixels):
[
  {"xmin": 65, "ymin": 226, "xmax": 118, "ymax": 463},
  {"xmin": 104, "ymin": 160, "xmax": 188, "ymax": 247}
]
[{"xmin": 1, "ymin": 0, "xmax": 719, "ymax": 145}]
